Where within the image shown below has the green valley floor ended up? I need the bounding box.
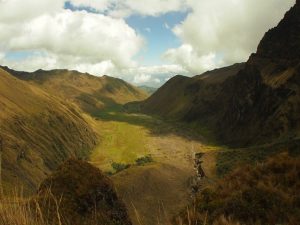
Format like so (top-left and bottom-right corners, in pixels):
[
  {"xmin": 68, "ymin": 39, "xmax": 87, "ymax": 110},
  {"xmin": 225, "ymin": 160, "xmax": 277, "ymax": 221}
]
[{"xmin": 85, "ymin": 109, "xmax": 220, "ymax": 225}]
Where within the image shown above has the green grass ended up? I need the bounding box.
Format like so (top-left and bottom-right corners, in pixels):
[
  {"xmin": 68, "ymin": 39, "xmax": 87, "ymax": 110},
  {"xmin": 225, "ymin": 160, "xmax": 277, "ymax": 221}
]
[{"xmin": 90, "ymin": 110, "xmax": 151, "ymax": 172}]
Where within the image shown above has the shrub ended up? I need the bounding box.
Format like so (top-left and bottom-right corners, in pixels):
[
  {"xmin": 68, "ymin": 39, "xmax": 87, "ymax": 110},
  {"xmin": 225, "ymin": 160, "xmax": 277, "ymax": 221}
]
[
  {"xmin": 135, "ymin": 155, "xmax": 153, "ymax": 166},
  {"xmin": 111, "ymin": 162, "xmax": 131, "ymax": 173}
]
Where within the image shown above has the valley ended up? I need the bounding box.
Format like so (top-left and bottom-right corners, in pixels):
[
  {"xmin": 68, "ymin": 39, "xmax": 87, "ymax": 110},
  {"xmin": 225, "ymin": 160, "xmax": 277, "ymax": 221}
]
[
  {"xmin": 0, "ymin": 1, "xmax": 299, "ymax": 224},
  {"xmin": 87, "ymin": 108, "xmax": 219, "ymax": 225}
]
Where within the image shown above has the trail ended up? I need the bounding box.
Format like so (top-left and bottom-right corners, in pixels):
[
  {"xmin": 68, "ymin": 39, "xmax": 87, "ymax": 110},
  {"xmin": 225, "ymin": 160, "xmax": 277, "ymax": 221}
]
[{"xmin": 88, "ymin": 111, "xmax": 218, "ymax": 225}]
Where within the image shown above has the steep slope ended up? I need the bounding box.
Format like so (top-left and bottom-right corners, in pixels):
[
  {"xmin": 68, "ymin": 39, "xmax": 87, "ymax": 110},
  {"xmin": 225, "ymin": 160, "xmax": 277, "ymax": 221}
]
[
  {"xmin": 141, "ymin": 63, "xmax": 245, "ymax": 120},
  {"xmin": 141, "ymin": 1, "xmax": 300, "ymax": 147},
  {"xmin": 216, "ymin": 1, "xmax": 300, "ymax": 146},
  {"xmin": 0, "ymin": 68, "xmax": 97, "ymax": 194},
  {"xmin": 2, "ymin": 67, "xmax": 148, "ymax": 115},
  {"xmin": 37, "ymin": 159, "xmax": 132, "ymax": 225}
]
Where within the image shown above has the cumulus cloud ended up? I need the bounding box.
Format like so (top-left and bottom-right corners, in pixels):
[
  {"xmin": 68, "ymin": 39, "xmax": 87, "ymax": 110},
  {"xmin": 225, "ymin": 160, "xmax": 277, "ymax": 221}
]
[
  {"xmin": 123, "ymin": 64, "xmax": 186, "ymax": 86},
  {"xmin": 133, "ymin": 74, "xmax": 151, "ymax": 84},
  {"xmin": 153, "ymin": 78, "xmax": 161, "ymax": 84},
  {"xmin": 163, "ymin": 44, "xmax": 224, "ymax": 74},
  {"xmin": 70, "ymin": 0, "xmax": 188, "ymax": 17},
  {"xmin": 0, "ymin": 0, "xmax": 146, "ymax": 80},
  {"xmin": 164, "ymin": 0, "xmax": 296, "ymax": 74},
  {"xmin": 0, "ymin": 0, "xmax": 63, "ymax": 23}
]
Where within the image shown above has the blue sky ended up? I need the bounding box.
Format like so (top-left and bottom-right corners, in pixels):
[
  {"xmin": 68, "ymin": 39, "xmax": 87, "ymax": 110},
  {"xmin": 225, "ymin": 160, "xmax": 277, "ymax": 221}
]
[{"xmin": 125, "ymin": 12, "xmax": 188, "ymax": 66}]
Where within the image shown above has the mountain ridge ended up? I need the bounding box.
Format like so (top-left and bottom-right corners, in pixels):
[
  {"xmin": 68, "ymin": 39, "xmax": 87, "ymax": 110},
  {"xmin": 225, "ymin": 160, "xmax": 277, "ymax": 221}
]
[{"xmin": 1, "ymin": 66, "xmax": 148, "ymax": 115}]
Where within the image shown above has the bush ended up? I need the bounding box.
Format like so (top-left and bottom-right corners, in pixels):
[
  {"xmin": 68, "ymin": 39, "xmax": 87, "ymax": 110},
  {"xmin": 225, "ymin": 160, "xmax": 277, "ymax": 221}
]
[
  {"xmin": 135, "ymin": 155, "xmax": 153, "ymax": 166},
  {"xmin": 111, "ymin": 162, "xmax": 131, "ymax": 173},
  {"xmin": 177, "ymin": 152, "xmax": 300, "ymax": 225}
]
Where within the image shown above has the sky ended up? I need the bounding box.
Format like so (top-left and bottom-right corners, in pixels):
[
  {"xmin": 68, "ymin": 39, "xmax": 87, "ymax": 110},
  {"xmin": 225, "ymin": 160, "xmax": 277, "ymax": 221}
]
[{"xmin": 0, "ymin": 0, "xmax": 296, "ymax": 87}]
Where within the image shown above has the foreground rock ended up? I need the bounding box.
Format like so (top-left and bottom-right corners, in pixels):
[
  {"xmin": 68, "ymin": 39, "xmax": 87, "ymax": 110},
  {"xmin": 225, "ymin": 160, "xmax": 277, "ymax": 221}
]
[{"xmin": 37, "ymin": 159, "xmax": 132, "ymax": 225}]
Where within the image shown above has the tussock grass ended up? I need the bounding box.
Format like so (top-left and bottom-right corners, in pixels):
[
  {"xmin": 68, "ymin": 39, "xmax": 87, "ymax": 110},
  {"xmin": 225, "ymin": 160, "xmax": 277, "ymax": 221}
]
[{"xmin": 0, "ymin": 189, "xmax": 62, "ymax": 225}]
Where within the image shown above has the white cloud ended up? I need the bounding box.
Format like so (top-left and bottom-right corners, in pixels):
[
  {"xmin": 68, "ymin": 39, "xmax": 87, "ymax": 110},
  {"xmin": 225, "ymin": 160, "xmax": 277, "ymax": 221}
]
[
  {"xmin": 133, "ymin": 74, "xmax": 151, "ymax": 84},
  {"xmin": 0, "ymin": 0, "xmax": 63, "ymax": 23},
  {"xmin": 164, "ymin": 22, "xmax": 170, "ymax": 29},
  {"xmin": 0, "ymin": 1, "xmax": 145, "ymax": 77},
  {"xmin": 164, "ymin": 0, "xmax": 296, "ymax": 74},
  {"xmin": 163, "ymin": 44, "xmax": 224, "ymax": 74},
  {"xmin": 122, "ymin": 64, "xmax": 187, "ymax": 86},
  {"xmin": 70, "ymin": 0, "xmax": 188, "ymax": 18},
  {"xmin": 113, "ymin": 0, "xmax": 187, "ymax": 17},
  {"xmin": 154, "ymin": 78, "xmax": 161, "ymax": 83}
]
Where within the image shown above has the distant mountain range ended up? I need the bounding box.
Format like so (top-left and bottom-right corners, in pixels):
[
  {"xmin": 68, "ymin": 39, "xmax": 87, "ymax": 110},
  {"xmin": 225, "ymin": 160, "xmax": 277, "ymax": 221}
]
[
  {"xmin": 138, "ymin": 85, "xmax": 157, "ymax": 95},
  {"xmin": 140, "ymin": 1, "xmax": 300, "ymax": 147}
]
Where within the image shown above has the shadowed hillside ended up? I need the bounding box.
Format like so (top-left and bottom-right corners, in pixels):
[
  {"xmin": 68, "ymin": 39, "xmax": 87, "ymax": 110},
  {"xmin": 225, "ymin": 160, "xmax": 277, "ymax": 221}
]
[
  {"xmin": 141, "ymin": 1, "xmax": 300, "ymax": 147},
  {"xmin": 0, "ymin": 68, "xmax": 97, "ymax": 194},
  {"xmin": 1, "ymin": 67, "xmax": 148, "ymax": 115},
  {"xmin": 141, "ymin": 63, "xmax": 244, "ymax": 120}
]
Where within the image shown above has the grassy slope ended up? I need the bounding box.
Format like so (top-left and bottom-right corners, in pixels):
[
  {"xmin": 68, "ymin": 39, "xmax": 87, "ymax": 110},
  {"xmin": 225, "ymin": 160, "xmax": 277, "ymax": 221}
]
[
  {"xmin": 0, "ymin": 68, "xmax": 97, "ymax": 195},
  {"xmin": 4, "ymin": 68, "xmax": 148, "ymax": 115}
]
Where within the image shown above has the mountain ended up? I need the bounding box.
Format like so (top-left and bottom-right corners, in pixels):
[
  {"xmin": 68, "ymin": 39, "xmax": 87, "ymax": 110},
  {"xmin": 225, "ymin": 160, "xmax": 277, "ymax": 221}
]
[
  {"xmin": 0, "ymin": 68, "xmax": 97, "ymax": 194},
  {"xmin": 2, "ymin": 67, "xmax": 148, "ymax": 115},
  {"xmin": 215, "ymin": 1, "xmax": 300, "ymax": 146},
  {"xmin": 138, "ymin": 85, "xmax": 157, "ymax": 95},
  {"xmin": 141, "ymin": 1, "xmax": 300, "ymax": 147},
  {"xmin": 141, "ymin": 63, "xmax": 245, "ymax": 120}
]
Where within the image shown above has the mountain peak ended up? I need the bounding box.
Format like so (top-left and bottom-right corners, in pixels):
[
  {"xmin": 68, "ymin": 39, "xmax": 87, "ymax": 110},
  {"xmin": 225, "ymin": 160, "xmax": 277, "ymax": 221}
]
[{"xmin": 255, "ymin": 1, "xmax": 300, "ymax": 61}]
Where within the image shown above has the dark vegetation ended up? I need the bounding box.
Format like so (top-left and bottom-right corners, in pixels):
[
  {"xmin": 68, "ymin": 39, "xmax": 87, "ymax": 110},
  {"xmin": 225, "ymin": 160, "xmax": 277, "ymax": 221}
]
[
  {"xmin": 111, "ymin": 162, "xmax": 131, "ymax": 173},
  {"xmin": 176, "ymin": 152, "xmax": 300, "ymax": 225},
  {"xmin": 135, "ymin": 155, "xmax": 153, "ymax": 166},
  {"xmin": 36, "ymin": 159, "xmax": 132, "ymax": 225},
  {"xmin": 110, "ymin": 155, "xmax": 154, "ymax": 174},
  {"xmin": 216, "ymin": 138, "xmax": 300, "ymax": 176}
]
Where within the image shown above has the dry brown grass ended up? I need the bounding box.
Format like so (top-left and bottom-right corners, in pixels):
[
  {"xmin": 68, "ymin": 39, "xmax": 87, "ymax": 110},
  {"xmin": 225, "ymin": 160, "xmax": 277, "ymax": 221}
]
[{"xmin": 0, "ymin": 189, "xmax": 61, "ymax": 225}]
